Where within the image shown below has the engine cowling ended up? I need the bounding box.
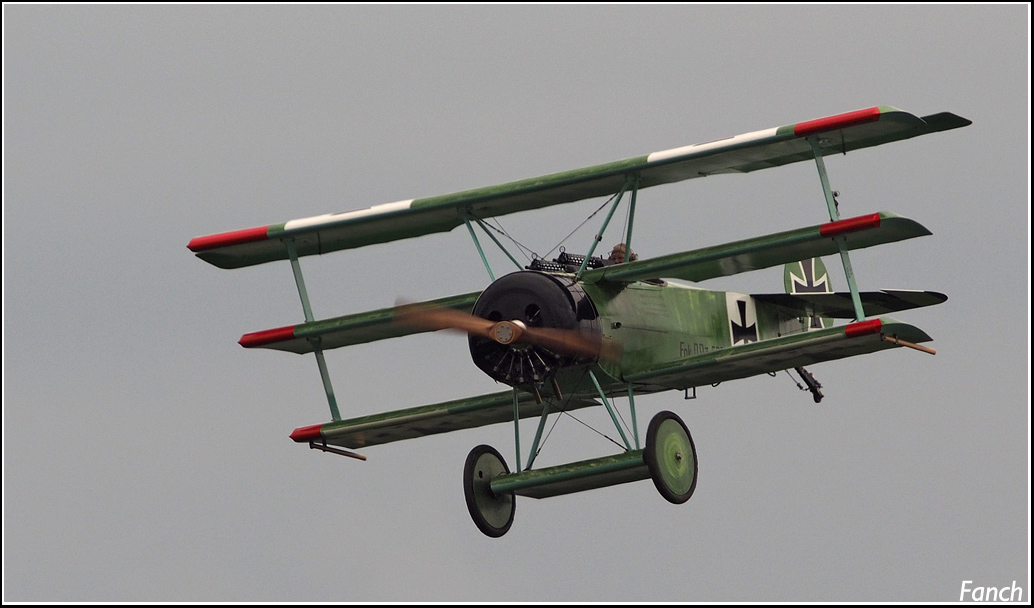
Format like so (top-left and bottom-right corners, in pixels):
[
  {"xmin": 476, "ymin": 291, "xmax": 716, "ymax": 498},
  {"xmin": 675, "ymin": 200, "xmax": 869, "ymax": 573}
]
[{"xmin": 468, "ymin": 271, "xmax": 600, "ymax": 388}]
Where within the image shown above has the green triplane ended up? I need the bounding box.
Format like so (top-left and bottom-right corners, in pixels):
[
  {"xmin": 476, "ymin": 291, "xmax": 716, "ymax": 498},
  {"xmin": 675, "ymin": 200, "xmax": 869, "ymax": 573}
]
[{"xmin": 189, "ymin": 105, "xmax": 969, "ymax": 537}]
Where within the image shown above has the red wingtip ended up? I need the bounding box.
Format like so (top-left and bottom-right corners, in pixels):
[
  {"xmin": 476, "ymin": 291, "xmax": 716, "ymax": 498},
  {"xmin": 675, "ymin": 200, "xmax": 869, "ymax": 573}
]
[
  {"xmin": 819, "ymin": 213, "xmax": 882, "ymax": 238},
  {"xmin": 187, "ymin": 225, "xmax": 271, "ymax": 252},
  {"xmin": 793, "ymin": 106, "xmax": 882, "ymax": 138},
  {"xmin": 845, "ymin": 318, "xmax": 882, "ymax": 338},
  {"xmin": 290, "ymin": 424, "xmax": 324, "ymax": 443},
  {"xmin": 239, "ymin": 325, "xmax": 297, "ymax": 348}
]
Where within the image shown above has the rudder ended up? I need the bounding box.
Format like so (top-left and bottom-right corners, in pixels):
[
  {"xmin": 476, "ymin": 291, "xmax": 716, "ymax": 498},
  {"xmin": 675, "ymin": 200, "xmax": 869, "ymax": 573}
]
[{"xmin": 784, "ymin": 258, "xmax": 833, "ymax": 329}]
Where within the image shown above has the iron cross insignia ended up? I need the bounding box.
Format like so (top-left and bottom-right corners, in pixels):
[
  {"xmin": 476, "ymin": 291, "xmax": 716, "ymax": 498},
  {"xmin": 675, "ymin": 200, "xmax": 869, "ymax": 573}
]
[
  {"xmin": 730, "ymin": 299, "xmax": 757, "ymax": 345},
  {"xmin": 792, "ymin": 259, "xmax": 830, "ymax": 294}
]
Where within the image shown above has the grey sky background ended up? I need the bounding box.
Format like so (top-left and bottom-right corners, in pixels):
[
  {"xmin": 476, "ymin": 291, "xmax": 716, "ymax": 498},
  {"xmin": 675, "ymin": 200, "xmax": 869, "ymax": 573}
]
[{"xmin": 3, "ymin": 5, "xmax": 1029, "ymax": 602}]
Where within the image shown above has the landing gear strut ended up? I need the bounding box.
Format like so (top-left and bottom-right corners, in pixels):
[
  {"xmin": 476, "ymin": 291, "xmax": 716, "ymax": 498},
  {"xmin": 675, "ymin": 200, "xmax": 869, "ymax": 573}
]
[{"xmin": 462, "ymin": 411, "xmax": 699, "ymax": 537}]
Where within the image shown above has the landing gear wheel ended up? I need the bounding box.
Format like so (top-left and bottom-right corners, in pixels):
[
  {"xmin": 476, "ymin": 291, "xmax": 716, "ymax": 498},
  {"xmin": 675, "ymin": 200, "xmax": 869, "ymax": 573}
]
[
  {"xmin": 463, "ymin": 445, "xmax": 515, "ymax": 537},
  {"xmin": 644, "ymin": 411, "xmax": 698, "ymax": 504}
]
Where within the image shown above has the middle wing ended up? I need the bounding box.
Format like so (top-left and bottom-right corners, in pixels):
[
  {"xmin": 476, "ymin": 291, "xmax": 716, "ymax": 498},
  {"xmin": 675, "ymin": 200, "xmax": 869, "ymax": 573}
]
[
  {"xmin": 239, "ymin": 291, "xmax": 482, "ymax": 354},
  {"xmin": 241, "ymin": 211, "xmax": 929, "ymax": 353},
  {"xmin": 580, "ymin": 211, "xmax": 928, "ymax": 284}
]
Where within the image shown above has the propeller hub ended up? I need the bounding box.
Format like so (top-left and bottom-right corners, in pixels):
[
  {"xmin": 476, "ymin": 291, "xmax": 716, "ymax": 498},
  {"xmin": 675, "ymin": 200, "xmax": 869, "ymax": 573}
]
[{"xmin": 489, "ymin": 320, "xmax": 525, "ymax": 345}]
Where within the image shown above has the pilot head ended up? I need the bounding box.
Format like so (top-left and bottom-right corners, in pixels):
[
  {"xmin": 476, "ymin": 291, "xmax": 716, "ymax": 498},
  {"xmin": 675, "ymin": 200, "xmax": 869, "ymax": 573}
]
[{"xmin": 608, "ymin": 243, "xmax": 637, "ymax": 265}]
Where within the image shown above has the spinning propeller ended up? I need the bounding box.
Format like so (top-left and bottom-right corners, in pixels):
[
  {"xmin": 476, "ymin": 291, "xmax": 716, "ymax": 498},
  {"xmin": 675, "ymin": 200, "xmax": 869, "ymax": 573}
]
[{"xmin": 393, "ymin": 302, "xmax": 612, "ymax": 362}]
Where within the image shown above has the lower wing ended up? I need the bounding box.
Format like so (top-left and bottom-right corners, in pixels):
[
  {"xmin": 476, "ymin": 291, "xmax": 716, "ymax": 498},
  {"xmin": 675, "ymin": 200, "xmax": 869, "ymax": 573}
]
[
  {"xmin": 290, "ymin": 390, "xmax": 599, "ymax": 449},
  {"xmin": 624, "ymin": 317, "xmax": 932, "ymax": 391}
]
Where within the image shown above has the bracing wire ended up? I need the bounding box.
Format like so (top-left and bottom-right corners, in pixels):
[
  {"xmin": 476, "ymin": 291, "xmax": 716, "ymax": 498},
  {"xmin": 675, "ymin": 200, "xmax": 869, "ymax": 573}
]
[
  {"xmin": 532, "ymin": 369, "xmax": 628, "ymax": 461},
  {"xmin": 487, "ymin": 217, "xmax": 536, "ymax": 262},
  {"xmin": 468, "ymin": 188, "xmax": 624, "ymax": 267},
  {"xmin": 466, "ymin": 210, "xmax": 538, "ymax": 262},
  {"xmin": 538, "ymin": 404, "xmax": 627, "ymax": 456},
  {"xmin": 541, "ymin": 191, "xmax": 621, "ymax": 261}
]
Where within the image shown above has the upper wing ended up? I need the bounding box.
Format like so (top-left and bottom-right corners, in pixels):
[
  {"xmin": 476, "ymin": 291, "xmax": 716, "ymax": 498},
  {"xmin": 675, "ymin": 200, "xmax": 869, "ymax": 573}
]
[
  {"xmin": 188, "ymin": 106, "xmax": 969, "ymax": 269},
  {"xmin": 581, "ymin": 212, "xmax": 928, "ymax": 284},
  {"xmin": 289, "ymin": 389, "xmax": 599, "ymax": 449},
  {"xmin": 624, "ymin": 317, "xmax": 931, "ymax": 391}
]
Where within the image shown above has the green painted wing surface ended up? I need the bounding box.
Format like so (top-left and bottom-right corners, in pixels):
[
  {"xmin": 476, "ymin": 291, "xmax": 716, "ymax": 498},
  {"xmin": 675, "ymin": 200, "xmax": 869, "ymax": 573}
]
[
  {"xmin": 239, "ymin": 291, "xmax": 482, "ymax": 354},
  {"xmin": 753, "ymin": 290, "xmax": 947, "ymax": 319},
  {"xmin": 300, "ymin": 390, "xmax": 599, "ymax": 449},
  {"xmin": 189, "ymin": 107, "xmax": 969, "ymax": 269},
  {"xmin": 624, "ymin": 318, "xmax": 931, "ymax": 391},
  {"xmin": 581, "ymin": 212, "xmax": 929, "ymax": 284}
]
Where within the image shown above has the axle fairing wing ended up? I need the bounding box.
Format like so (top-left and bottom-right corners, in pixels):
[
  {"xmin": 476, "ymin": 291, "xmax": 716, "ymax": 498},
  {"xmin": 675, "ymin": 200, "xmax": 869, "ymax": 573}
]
[{"xmin": 189, "ymin": 106, "xmax": 969, "ymax": 269}]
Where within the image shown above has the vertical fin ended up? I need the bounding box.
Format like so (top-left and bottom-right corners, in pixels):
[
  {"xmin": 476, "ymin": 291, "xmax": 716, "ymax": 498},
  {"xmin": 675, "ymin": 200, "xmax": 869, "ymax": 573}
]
[{"xmin": 784, "ymin": 258, "xmax": 833, "ymax": 330}]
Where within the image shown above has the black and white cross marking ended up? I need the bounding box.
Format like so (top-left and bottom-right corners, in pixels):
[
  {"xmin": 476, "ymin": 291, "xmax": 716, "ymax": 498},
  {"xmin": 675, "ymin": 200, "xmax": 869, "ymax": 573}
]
[
  {"xmin": 790, "ymin": 259, "xmax": 832, "ymax": 329},
  {"xmin": 791, "ymin": 258, "xmax": 830, "ymax": 294},
  {"xmin": 726, "ymin": 294, "xmax": 758, "ymax": 345}
]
